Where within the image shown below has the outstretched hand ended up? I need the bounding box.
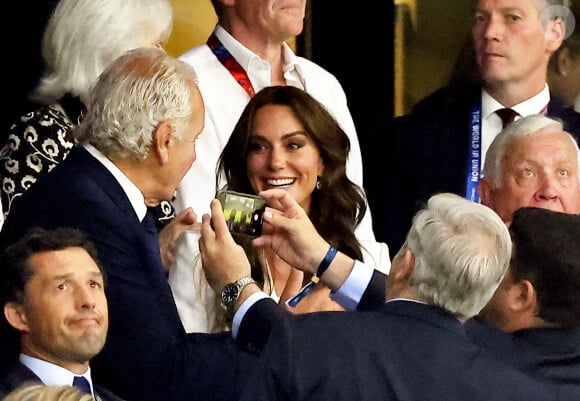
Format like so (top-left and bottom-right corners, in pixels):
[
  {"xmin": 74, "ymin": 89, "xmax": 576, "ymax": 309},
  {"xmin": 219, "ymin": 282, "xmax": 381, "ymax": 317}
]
[
  {"xmin": 158, "ymin": 207, "xmax": 199, "ymax": 271},
  {"xmin": 252, "ymin": 189, "xmax": 329, "ymax": 275}
]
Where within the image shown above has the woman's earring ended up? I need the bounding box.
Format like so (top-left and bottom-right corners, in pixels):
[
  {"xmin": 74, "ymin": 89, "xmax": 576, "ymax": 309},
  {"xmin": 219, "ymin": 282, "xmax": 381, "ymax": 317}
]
[{"xmin": 316, "ymin": 176, "xmax": 321, "ymax": 190}]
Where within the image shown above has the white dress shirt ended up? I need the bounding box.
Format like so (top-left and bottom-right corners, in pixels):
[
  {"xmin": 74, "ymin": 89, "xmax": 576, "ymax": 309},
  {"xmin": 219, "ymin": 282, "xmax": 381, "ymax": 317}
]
[
  {"xmin": 84, "ymin": 144, "xmax": 146, "ymax": 222},
  {"xmin": 480, "ymin": 84, "xmax": 551, "ymax": 169},
  {"xmin": 20, "ymin": 354, "xmax": 94, "ymax": 398},
  {"xmin": 170, "ymin": 25, "xmax": 390, "ymax": 333}
]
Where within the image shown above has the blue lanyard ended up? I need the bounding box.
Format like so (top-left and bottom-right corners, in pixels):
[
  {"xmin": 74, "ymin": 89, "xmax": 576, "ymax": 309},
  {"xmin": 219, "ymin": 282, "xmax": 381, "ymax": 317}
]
[{"xmin": 465, "ymin": 102, "xmax": 482, "ymax": 203}]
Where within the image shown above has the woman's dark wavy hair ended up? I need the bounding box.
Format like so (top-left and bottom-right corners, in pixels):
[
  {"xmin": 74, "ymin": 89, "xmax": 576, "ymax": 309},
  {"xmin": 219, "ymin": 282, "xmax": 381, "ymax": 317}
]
[{"xmin": 217, "ymin": 86, "xmax": 365, "ymax": 282}]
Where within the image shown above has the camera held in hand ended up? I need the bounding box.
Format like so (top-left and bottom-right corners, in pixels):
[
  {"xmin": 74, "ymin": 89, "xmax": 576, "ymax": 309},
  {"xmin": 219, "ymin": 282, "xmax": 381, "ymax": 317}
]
[{"xmin": 216, "ymin": 190, "xmax": 266, "ymax": 237}]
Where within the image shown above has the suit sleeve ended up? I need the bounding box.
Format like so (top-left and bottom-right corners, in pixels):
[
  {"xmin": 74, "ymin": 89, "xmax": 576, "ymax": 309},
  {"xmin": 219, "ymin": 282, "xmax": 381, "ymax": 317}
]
[
  {"xmin": 236, "ymin": 298, "xmax": 288, "ymax": 356},
  {"xmin": 357, "ymin": 270, "xmax": 388, "ymax": 311}
]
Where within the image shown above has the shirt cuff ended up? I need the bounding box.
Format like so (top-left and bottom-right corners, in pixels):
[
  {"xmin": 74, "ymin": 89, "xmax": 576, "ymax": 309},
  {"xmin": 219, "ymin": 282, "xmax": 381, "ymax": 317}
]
[{"xmin": 330, "ymin": 260, "xmax": 374, "ymax": 311}]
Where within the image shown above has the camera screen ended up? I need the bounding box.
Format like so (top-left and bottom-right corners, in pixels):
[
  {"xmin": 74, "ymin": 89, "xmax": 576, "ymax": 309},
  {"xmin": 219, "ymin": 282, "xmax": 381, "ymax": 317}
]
[{"xmin": 218, "ymin": 191, "xmax": 265, "ymax": 237}]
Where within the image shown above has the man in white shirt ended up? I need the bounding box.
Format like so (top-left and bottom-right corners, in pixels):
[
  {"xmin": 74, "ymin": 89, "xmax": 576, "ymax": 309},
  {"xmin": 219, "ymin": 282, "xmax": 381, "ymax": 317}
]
[{"xmin": 171, "ymin": 0, "xmax": 389, "ymax": 333}]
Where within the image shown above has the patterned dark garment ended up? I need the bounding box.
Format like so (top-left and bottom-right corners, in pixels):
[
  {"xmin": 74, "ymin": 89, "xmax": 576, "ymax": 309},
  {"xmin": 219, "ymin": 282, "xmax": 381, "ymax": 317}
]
[
  {"xmin": 0, "ymin": 95, "xmax": 174, "ymax": 228},
  {"xmin": 1, "ymin": 103, "xmax": 75, "ymax": 217}
]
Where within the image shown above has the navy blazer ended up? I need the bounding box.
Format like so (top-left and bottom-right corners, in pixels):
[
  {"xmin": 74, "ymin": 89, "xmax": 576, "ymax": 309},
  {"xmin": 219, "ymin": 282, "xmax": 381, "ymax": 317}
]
[
  {"xmin": 358, "ymin": 270, "xmax": 580, "ymax": 393},
  {"xmin": 239, "ymin": 300, "xmax": 564, "ymax": 401},
  {"xmin": 0, "ymin": 147, "xmax": 240, "ymax": 401},
  {"xmin": 465, "ymin": 318, "xmax": 580, "ymax": 387},
  {"xmin": 370, "ymin": 84, "xmax": 580, "ymax": 257},
  {"xmin": 0, "ymin": 362, "xmax": 124, "ymax": 401}
]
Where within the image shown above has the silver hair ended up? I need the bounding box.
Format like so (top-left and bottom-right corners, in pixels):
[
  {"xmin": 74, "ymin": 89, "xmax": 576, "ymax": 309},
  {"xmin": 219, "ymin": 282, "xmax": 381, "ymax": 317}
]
[
  {"xmin": 482, "ymin": 114, "xmax": 580, "ymax": 187},
  {"xmin": 32, "ymin": 0, "xmax": 173, "ymax": 106},
  {"xmin": 405, "ymin": 193, "xmax": 511, "ymax": 320},
  {"xmin": 75, "ymin": 47, "xmax": 198, "ymax": 161}
]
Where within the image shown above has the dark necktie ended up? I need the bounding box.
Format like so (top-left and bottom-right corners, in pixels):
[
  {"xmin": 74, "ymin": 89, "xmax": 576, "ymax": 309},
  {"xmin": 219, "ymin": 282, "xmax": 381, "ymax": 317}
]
[
  {"xmin": 496, "ymin": 108, "xmax": 518, "ymax": 128},
  {"xmin": 141, "ymin": 207, "xmax": 167, "ymax": 276},
  {"xmin": 141, "ymin": 207, "xmax": 159, "ymax": 234},
  {"xmin": 72, "ymin": 375, "xmax": 91, "ymax": 394},
  {"xmin": 141, "ymin": 208, "xmax": 160, "ymax": 254}
]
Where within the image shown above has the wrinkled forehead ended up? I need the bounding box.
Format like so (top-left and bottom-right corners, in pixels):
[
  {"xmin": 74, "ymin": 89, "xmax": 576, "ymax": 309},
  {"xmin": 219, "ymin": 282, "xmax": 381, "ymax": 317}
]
[{"xmin": 507, "ymin": 128, "xmax": 580, "ymax": 164}]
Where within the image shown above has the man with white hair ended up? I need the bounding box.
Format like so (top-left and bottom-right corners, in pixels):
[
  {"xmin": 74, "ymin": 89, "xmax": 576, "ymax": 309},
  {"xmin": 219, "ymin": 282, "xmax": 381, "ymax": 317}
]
[
  {"xmin": 0, "ymin": 47, "xmax": 240, "ymax": 401},
  {"xmin": 199, "ymin": 191, "xmax": 561, "ymax": 400},
  {"xmin": 478, "ymin": 113, "xmax": 580, "ymax": 222},
  {"xmin": 374, "ymin": 0, "xmax": 580, "ymax": 256}
]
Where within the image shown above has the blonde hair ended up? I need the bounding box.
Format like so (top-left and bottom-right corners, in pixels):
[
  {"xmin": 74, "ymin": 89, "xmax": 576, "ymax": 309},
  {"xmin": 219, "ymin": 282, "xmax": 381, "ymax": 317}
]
[{"xmin": 3, "ymin": 383, "xmax": 94, "ymax": 401}]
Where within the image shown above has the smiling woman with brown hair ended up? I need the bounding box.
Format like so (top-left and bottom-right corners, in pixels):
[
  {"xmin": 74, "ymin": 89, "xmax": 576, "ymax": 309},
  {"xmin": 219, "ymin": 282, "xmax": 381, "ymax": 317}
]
[{"xmin": 205, "ymin": 85, "xmax": 391, "ymax": 329}]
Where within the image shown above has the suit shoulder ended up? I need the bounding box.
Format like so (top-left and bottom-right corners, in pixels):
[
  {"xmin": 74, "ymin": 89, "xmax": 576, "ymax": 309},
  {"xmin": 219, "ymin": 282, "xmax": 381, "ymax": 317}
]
[
  {"xmin": 547, "ymin": 99, "xmax": 580, "ymax": 139},
  {"xmin": 411, "ymin": 84, "xmax": 481, "ymax": 116}
]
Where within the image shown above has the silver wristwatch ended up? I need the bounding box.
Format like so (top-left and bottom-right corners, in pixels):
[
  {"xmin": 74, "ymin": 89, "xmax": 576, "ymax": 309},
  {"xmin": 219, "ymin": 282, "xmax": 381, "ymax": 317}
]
[{"xmin": 220, "ymin": 276, "xmax": 256, "ymax": 317}]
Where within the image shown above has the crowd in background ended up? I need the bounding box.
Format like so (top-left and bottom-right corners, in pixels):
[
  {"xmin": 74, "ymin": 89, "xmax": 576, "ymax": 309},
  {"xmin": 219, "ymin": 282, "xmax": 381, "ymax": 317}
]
[{"xmin": 0, "ymin": 1, "xmax": 579, "ymax": 401}]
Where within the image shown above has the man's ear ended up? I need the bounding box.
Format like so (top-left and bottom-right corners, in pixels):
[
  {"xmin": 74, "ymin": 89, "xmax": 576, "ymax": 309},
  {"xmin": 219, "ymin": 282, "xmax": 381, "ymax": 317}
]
[
  {"xmin": 4, "ymin": 303, "xmax": 29, "ymax": 332},
  {"xmin": 545, "ymin": 18, "xmax": 565, "ymax": 52},
  {"xmin": 509, "ymin": 279, "xmax": 536, "ymax": 313},
  {"xmin": 478, "ymin": 178, "xmax": 493, "ymax": 206},
  {"xmin": 392, "ymin": 247, "xmax": 415, "ymax": 282},
  {"xmin": 150, "ymin": 120, "xmax": 174, "ymax": 165}
]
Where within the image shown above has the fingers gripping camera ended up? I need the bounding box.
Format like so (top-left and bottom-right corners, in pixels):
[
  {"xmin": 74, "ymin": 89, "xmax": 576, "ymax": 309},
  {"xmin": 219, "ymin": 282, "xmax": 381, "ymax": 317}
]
[{"xmin": 216, "ymin": 190, "xmax": 266, "ymax": 237}]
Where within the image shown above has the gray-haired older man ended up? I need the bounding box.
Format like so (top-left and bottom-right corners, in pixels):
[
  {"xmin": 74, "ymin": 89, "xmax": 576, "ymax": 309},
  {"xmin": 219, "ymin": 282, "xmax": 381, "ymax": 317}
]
[
  {"xmin": 374, "ymin": 0, "xmax": 580, "ymax": 256},
  {"xmin": 478, "ymin": 114, "xmax": 580, "ymax": 223},
  {"xmin": 200, "ymin": 191, "xmax": 561, "ymax": 401},
  {"xmin": 0, "ymin": 47, "xmax": 240, "ymax": 401}
]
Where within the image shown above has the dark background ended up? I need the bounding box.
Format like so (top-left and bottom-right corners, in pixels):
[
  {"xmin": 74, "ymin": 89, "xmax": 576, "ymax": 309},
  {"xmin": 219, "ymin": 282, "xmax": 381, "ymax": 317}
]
[
  {"xmin": 300, "ymin": 1, "xmax": 395, "ymax": 207},
  {"xmin": 2, "ymin": 1, "xmax": 60, "ymax": 139}
]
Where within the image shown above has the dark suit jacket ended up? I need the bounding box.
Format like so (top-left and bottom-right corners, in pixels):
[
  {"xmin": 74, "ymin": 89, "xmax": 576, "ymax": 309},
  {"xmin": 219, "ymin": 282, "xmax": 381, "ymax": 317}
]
[
  {"xmin": 0, "ymin": 361, "xmax": 124, "ymax": 401},
  {"xmin": 465, "ymin": 318, "xmax": 580, "ymax": 387},
  {"xmin": 239, "ymin": 299, "xmax": 565, "ymax": 401},
  {"xmin": 0, "ymin": 147, "xmax": 240, "ymax": 401},
  {"xmin": 370, "ymin": 84, "xmax": 580, "ymax": 257},
  {"xmin": 358, "ymin": 269, "xmax": 580, "ymax": 393}
]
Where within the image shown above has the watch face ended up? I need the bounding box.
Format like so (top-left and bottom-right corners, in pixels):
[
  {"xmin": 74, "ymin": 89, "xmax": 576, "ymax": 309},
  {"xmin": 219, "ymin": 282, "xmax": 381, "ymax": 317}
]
[{"xmin": 222, "ymin": 283, "xmax": 239, "ymax": 304}]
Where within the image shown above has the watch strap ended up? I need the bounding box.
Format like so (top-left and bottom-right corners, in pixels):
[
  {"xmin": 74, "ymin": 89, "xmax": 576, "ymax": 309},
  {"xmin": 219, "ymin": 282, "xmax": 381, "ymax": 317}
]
[{"xmin": 221, "ymin": 276, "xmax": 256, "ymax": 318}]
